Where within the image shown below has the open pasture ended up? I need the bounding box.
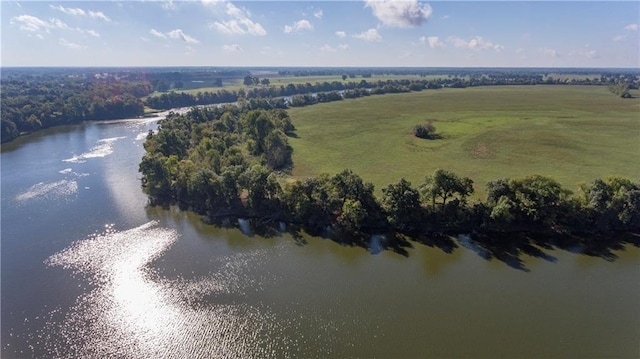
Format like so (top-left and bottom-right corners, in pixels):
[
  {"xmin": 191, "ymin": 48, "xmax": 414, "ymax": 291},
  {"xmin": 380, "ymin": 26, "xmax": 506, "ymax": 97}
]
[{"xmin": 287, "ymin": 85, "xmax": 640, "ymax": 197}]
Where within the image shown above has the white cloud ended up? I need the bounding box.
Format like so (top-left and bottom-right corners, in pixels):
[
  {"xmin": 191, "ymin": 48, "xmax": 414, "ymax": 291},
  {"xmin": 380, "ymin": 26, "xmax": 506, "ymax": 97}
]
[
  {"xmin": 210, "ymin": 2, "xmax": 266, "ymax": 36},
  {"xmin": 338, "ymin": 44, "xmax": 349, "ymax": 50},
  {"xmin": 162, "ymin": 0, "xmax": 177, "ymax": 11},
  {"xmin": 353, "ymin": 28, "xmax": 382, "ymax": 42},
  {"xmin": 150, "ymin": 29, "xmax": 167, "ymax": 39},
  {"xmin": 86, "ymin": 29, "xmax": 100, "ymax": 37},
  {"xmin": 420, "ymin": 35, "xmax": 444, "ymax": 48},
  {"xmin": 448, "ymin": 36, "xmax": 503, "ymax": 51},
  {"xmin": 335, "ymin": 31, "xmax": 346, "ymax": 38},
  {"xmin": 50, "ymin": 18, "xmax": 70, "ymax": 30},
  {"xmin": 167, "ymin": 29, "xmax": 200, "ymax": 44},
  {"xmin": 365, "ymin": 0, "xmax": 432, "ymax": 28},
  {"xmin": 314, "ymin": 9, "xmax": 323, "ymax": 19},
  {"xmin": 612, "ymin": 35, "xmax": 625, "ymax": 42},
  {"xmin": 222, "ymin": 44, "xmax": 243, "ymax": 52},
  {"xmin": 88, "ymin": 11, "xmax": 111, "ymax": 22},
  {"xmin": 319, "ymin": 44, "xmax": 336, "ymax": 53},
  {"xmin": 284, "ymin": 19, "xmax": 313, "ymax": 34},
  {"xmin": 59, "ymin": 38, "xmax": 84, "ymax": 49},
  {"xmin": 50, "ymin": 5, "xmax": 86, "ymax": 17},
  {"xmin": 541, "ymin": 47, "xmax": 559, "ymax": 58},
  {"xmin": 10, "ymin": 15, "xmax": 51, "ymax": 32},
  {"xmin": 150, "ymin": 29, "xmax": 199, "ymax": 44},
  {"xmin": 624, "ymin": 23, "xmax": 638, "ymax": 31},
  {"xmin": 515, "ymin": 48, "xmax": 526, "ymax": 59}
]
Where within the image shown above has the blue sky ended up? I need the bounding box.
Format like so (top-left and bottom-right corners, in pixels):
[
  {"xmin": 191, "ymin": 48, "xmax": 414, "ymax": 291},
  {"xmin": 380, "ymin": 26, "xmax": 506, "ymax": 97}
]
[{"xmin": 2, "ymin": 1, "xmax": 639, "ymax": 67}]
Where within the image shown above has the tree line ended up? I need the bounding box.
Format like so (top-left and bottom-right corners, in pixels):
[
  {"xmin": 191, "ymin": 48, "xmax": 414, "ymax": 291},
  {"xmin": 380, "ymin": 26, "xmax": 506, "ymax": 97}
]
[
  {"xmin": 1, "ymin": 75, "xmax": 147, "ymax": 143},
  {"xmin": 139, "ymin": 106, "xmax": 640, "ymax": 246}
]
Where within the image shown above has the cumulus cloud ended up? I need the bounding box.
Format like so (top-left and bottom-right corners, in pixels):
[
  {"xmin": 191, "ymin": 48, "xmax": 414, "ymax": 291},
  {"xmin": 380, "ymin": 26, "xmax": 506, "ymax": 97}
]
[
  {"xmin": 314, "ymin": 9, "xmax": 323, "ymax": 19},
  {"xmin": 319, "ymin": 43, "xmax": 348, "ymax": 53},
  {"xmin": 86, "ymin": 29, "xmax": 100, "ymax": 38},
  {"xmin": 50, "ymin": 18, "xmax": 70, "ymax": 30},
  {"xmin": 167, "ymin": 29, "xmax": 200, "ymax": 44},
  {"xmin": 51, "ymin": 5, "xmax": 111, "ymax": 21},
  {"xmin": 624, "ymin": 23, "xmax": 638, "ymax": 31},
  {"xmin": 161, "ymin": 0, "xmax": 177, "ymax": 11},
  {"xmin": 50, "ymin": 5, "xmax": 86, "ymax": 16},
  {"xmin": 335, "ymin": 31, "xmax": 346, "ymax": 38},
  {"xmin": 612, "ymin": 35, "xmax": 625, "ymax": 42},
  {"xmin": 10, "ymin": 15, "xmax": 73, "ymax": 33},
  {"xmin": 448, "ymin": 36, "xmax": 503, "ymax": 51},
  {"xmin": 150, "ymin": 29, "xmax": 167, "ymax": 39},
  {"xmin": 353, "ymin": 28, "xmax": 382, "ymax": 42},
  {"xmin": 541, "ymin": 47, "xmax": 559, "ymax": 58},
  {"xmin": 284, "ymin": 19, "xmax": 313, "ymax": 34},
  {"xmin": 150, "ymin": 29, "xmax": 199, "ymax": 43},
  {"xmin": 222, "ymin": 44, "xmax": 243, "ymax": 52},
  {"xmin": 59, "ymin": 38, "xmax": 84, "ymax": 49},
  {"xmin": 10, "ymin": 15, "xmax": 51, "ymax": 32},
  {"xmin": 319, "ymin": 44, "xmax": 337, "ymax": 53},
  {"xmin": 365, "ymin": 0, "xmax": 432, "ymax": 28},
  {"xmin": 210, "ymin": 2, "xmax": 266, "ymax": 36},
  {"xmin": 420, "ymin": 35, "xmax": 444, "ymax": 48},
  {"xmin": 88, "ymin": 11, "xmax": 111, "ymax": 22}
]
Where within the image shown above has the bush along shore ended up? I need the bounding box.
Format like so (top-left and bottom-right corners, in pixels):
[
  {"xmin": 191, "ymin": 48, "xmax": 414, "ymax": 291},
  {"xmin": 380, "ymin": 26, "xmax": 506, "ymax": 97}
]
[{"xmin": 139, "ymin": 104, "xmax": 640, "ymax": 254}]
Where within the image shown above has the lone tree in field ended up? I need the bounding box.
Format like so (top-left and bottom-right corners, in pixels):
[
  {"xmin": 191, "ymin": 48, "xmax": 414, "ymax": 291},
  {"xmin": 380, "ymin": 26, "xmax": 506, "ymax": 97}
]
[{"xmin": 413, "ymin": 120, "xmax": 439, "ymax": 139}]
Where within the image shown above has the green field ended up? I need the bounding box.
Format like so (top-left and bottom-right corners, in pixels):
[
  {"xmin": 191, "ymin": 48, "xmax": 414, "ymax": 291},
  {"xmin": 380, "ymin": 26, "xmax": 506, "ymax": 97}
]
[
  {"xmin": 149, "ymin": 74, "xmax": 440, "ymax": 97},
  {"xmin": 287, "ymin": 85, "xmax": 640, "ymax": 198}
]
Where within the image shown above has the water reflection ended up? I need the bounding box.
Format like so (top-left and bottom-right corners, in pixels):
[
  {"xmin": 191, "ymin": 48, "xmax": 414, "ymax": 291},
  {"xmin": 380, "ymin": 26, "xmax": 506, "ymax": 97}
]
[{"xmin": 45, "ymin": 221, "xmax": 291, "ymax": 358}]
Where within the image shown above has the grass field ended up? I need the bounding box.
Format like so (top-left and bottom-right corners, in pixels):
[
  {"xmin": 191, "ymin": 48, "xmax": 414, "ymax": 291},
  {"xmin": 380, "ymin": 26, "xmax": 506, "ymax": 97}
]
[
  {"xmin": 148, "ymin": 75, "xmax": 441, "ymax": 97},
  {"xmin": 286, "ymin": 85, "xmax": 640, "ymax": 198}
]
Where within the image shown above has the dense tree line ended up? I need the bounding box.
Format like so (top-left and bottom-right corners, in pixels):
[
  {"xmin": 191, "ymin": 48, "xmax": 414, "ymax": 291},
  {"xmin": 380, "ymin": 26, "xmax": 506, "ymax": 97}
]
[
  {"xmin": 140, "ymin": 107, "xmax": 640, "ymax": 244},
  {"xmin": 1, "ymin": 75, "xmax": 147, "ymax": 143},
  {"xmin": 144, "ymin": 72, "xmax": 639, "ymax": 111}
]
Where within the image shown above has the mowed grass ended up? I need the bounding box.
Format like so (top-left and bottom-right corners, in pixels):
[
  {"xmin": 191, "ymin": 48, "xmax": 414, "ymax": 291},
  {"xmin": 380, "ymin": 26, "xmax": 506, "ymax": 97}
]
[{"xmin": 287, "ymin": 85, "xmax": 640, "ymax": 198}]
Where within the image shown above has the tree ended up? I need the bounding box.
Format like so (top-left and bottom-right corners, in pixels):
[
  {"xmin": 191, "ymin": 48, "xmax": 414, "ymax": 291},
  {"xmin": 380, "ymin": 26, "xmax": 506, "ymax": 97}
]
[
  {"xmin": 239, "ymin": 165, "xmax": 281, "ymax": 210},
  {"xmin": 243, "ymin": 75, "xmax": 254, "ymax": 87},
  {"xmin": 381, "ymin": 178, "xmax": 422, "ymax": 231},
  {"xmin": 342, "ymin": 74, "xmax": 348, "ymax": 81},
  {"xmin": 413, "ymin": 120, "xmax": 438, "ymax": 139},
  {"xmin": 420, "ymin": 169, "xmax": 474, "ymax": 212},
  {"xmin": 261, "ymin": 78, "xmax": 271, "ymax": 86}
]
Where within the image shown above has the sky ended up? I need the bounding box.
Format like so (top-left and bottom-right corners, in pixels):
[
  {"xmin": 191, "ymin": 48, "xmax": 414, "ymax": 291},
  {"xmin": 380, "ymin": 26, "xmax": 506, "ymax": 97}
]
[{"xmin": 2, "ymin": 0, "xmax": 639, "ymax": 68}]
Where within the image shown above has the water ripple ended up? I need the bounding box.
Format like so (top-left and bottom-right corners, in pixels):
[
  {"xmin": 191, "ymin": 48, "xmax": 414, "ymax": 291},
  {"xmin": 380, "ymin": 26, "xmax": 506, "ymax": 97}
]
[
  {"xmin": 63, "ymin": 136, "xmax": 126, "ymax": 163},
  {"xmin": 44, "ymin": 221, "xmax": 290, "ymax": 358},
  {"xmin": 15, "ymin": 180, "xmax": 78, "ymax": 203}
]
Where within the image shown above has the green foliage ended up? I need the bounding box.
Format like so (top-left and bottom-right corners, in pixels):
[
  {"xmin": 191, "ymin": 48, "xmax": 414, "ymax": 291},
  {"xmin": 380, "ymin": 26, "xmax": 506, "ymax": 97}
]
[
  {"xmin": 580, "ymin": 177, "xmax": 640, "ymax": 231},
  {"xmin": 413, "ymin": 120, "xmax": 438, "ymax": 139},
  {"xmin": 420, "ymin": 169, "xmax": 474, "ymax": 212},
  {"xmin": 1, "ymin": 75, "xmax": 147, "ymax": 142},
  {"xmin": 381, "ymin": 178, "xmax": 422, "ymax": 231},
  {"xmin": 608, "ymin": 83, "xmax": 631, "ymax": 98},
  {"xmin": 485, "ymin": 175, "xmax": 572, "ymax": 228}
]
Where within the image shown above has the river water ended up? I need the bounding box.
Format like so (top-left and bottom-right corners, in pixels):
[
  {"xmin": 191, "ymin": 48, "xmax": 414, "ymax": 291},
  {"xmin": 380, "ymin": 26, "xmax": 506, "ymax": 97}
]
[{"xmin": 2, "ymin": 118, "xmax": 639, "ymax": 358}]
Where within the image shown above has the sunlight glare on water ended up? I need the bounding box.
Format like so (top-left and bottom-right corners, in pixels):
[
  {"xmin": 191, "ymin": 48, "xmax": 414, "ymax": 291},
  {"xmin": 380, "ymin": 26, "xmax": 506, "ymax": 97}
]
[
  {"xmin": 63, "ymin": 136, "xmax": 126, "ymax": 163},
  {"xmin": 45, "ymin": 221, "xmax": 290, "ymax": 358},
  {"xmin": 15, "ymin": 180, "xmax": 78, "ymax": 203}
]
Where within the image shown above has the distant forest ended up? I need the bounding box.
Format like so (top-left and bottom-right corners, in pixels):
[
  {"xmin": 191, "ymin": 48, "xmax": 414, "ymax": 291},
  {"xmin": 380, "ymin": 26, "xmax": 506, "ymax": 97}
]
[{"xmin": 2, "ymin": 67, "xmax": 638, "ymax": 143}]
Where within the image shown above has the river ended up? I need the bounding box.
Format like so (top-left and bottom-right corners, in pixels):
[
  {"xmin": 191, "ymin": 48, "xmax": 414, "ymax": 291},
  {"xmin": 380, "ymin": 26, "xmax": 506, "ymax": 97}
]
[{"xmin": 2, "ymin": 117, "xmax": 639, "ymax": 358}]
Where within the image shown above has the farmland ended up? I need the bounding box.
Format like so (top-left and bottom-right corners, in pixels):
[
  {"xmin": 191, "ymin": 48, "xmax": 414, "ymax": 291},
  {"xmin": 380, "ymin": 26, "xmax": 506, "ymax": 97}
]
[{"xmin": 287, "ymin": 85, "xmax": 640, "ymax": 197}]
